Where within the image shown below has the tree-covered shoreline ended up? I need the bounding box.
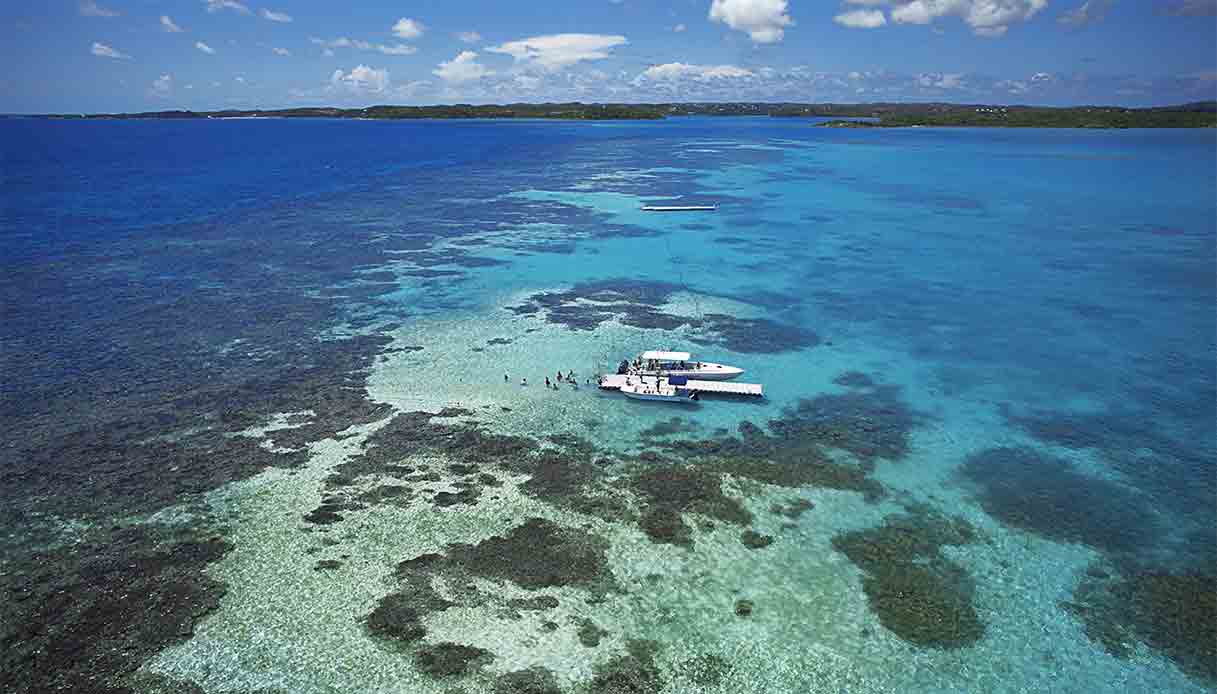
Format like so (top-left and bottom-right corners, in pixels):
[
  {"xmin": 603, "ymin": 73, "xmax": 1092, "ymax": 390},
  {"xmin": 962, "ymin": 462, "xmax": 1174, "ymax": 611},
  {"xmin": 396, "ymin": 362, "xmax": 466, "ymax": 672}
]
[{"xmin": 25, "ymin": 100, "xmax": 1217, "ymax": 127}]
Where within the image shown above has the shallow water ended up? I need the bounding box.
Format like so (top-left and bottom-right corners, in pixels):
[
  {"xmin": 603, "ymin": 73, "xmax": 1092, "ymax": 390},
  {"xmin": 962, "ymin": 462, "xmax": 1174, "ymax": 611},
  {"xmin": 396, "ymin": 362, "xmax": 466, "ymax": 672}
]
[{"xmin": 1, "ymin": 117, "xmax": 1214, "ymax": 693}]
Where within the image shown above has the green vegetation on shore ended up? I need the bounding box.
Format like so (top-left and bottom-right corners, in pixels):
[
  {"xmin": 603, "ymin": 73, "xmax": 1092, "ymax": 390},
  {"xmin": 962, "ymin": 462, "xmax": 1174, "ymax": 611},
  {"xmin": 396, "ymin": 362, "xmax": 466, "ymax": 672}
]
[{"xmin": 32, "ymin": 100, "xmax": 1217, "ymax": 128}]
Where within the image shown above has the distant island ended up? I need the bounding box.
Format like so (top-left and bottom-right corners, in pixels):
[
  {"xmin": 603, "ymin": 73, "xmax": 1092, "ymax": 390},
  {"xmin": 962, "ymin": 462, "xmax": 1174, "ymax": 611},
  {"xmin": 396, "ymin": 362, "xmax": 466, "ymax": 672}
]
[{"xmin": 28, "ymin": 100, "xmax": 1217, "ymax": 128}]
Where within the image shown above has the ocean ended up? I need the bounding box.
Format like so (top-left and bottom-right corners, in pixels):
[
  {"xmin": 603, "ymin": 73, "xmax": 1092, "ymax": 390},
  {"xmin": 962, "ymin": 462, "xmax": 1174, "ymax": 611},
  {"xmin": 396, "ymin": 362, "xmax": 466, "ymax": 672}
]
[{"xmin": 1, "ymin": 116, "xmax": 1214, "ymax": 693}]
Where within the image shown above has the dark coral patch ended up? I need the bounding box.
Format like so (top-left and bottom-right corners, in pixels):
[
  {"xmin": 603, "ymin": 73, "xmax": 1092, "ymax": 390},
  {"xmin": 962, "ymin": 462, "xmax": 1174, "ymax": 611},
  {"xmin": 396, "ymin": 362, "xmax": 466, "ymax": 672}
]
[
  {"xmin": 366, "ymin": 573, "xmax": 455, "ymax": 645},
  {"xmin": 734, "ymin": 599, "xmax": 754, "ymax": 617},
  {"xmin": 414, "ymin": 642, "xmax": 493, "ymax": 678},
  {"xmin": 447, "ymin": 518, "xmax": 613, "ymax": 590},
  {"xmin": 1064, "ymin": 568, "xmax": 1216, "ymax": 683},
  {"xmin": 507, "ymin": 279, "xmax": 813, "ymax": 353},
  {"xmin": 629, "ymin": 466, "xmax": 751, "ymax": 547},
  {"xmin": 769, "ymin": 385, "xmax": 918, "ymax": 465},
  {"xmin": 506, "ymin": 596, "xmax": 559, "ymax": 611},
  {"xmin": 588, "ymin": 639, "xmax": 664, "ymax": 694},
  {"xmin": 493, "ymin": 667, "xmax": 562, "ymax": 694},
  {"xmin": 740, "ymin": 530, "xmax": 774, "ymax": 549},
  {"xmin": 833, "ymin": 371, "xmax": 876, "ymax": 389},
  {"xmin": 832, "ymin": 507, "xmax": 984, "ymax": 649},
  {"xmin": 639, "ymin": 416, "xmax": 701, "ymax": 439},
  {"xmin": 303, "ymin": 504, "xmax": 347, "ymax": 525},
  {"xmin": 770, "ymin": 498, "xmax": 814, "ymax": 519},
  {"xmin": 577, "ymin": 619, "xmax": 609, "ymax": 647},
  {"xmin": 959, "ymin": 447, "xmax": 1159, "ymax": 555}
]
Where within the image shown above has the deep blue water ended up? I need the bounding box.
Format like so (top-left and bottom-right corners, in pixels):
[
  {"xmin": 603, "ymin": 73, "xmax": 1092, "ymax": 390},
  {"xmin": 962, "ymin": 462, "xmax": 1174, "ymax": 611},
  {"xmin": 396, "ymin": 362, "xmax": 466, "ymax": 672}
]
[{"xmin": 2, "ymin": 117, "xmax": 1214, "ymax": 693}]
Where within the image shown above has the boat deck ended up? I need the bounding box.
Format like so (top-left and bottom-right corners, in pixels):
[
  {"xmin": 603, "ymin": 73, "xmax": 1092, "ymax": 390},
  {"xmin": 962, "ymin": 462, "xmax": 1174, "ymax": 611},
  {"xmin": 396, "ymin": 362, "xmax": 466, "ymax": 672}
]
[{"xmin": 598, "ymin": 374, "xmax": 763, "ymax": 397}]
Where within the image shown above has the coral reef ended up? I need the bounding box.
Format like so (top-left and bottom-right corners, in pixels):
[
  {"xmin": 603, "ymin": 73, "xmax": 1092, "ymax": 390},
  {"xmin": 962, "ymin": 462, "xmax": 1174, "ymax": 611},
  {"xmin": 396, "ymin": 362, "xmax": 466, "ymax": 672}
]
[{"xmin": 832, "ymin": 507, "xmax": 984, "ymax": 649}]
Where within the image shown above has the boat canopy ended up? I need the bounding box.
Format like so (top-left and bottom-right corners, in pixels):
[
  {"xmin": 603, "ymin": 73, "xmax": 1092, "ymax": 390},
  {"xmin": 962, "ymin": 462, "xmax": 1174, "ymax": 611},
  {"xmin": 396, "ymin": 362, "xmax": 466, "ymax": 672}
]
[
  {"xmin": 641, "ymin": 350, "xmax": 691, "ymax": 362},
  {"xmin": 668, "ymin": 376, "xmax": 689, "ymax": 385}
]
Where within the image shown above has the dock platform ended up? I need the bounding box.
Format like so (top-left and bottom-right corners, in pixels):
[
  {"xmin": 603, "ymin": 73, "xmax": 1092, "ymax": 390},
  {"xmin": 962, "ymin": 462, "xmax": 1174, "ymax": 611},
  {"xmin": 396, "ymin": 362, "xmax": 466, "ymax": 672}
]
[{"xmin": 598, "ymin": 374, "xmax": 763, "ymax": 398}]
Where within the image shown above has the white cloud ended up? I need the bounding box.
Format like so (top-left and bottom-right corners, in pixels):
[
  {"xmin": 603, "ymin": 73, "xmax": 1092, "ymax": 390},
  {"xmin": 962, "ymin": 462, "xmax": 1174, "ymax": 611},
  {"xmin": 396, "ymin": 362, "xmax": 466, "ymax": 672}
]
[
  {"xmin": 637, "ymin": 63, "xmax": 755, "ymax": 82},
  {"xmin": 376, "ymin": 44, "xmax": 417, "ymax": 55},
  {"xmin": 260, "ymin": 8, "xmax": 292, "ymax": 22},
  {"xmin": 857, "ymin": 0, "xmax": 1046, "ymax": 36},
  {"xmin": 160, "ymin": 15, "xmax": 184, "ymax": 32},
  {"xmin": 150, "ymin": 74, "xmax": 172, "ymax": 97},
  {"xmin": 392, "ymin": 17, "xmax": 424, "ymax": 39},
  {"xmin": 311, "ymin": 37, "xmax": 417, "ymax": 55},
  {"xmin": 205, "ymin": 0, "xmax": 250, "ymax": 14},
  {"xmin": 331, "ymin": 64, "xmax": 389, "ymax": 93},
  {"xmin": 196, "ymin": 41, "xmax": 216, "ymax": 54},
  {"xmin": 1058, "ymin": 0, "xmax": 1114, "ymax": 26},
  {"xmin": 433, "ymin": 51, "xmax": 493, "ymax": 83},
  {"xmin": 834, "ymin": 8, "xmax": 888, "ymax": 27},
  {"xmin": 91, "ymin": 41, "xmax": 129, "ymax": 59},
  {"xmin": 708, "ymin": 0, "xmax": 793, "ymax": 43},
  {"xmin": 916, "ymin": 71, "xmax": 966, "ymax": 88},
  {"xmin": 80, "ymin": 1, "xmax": 119, "ymax": 17},
  {"xmin": 674, "ymin": 23, "xmax": 687, "ymax": 32},
  {"xmin": 235, "ymin": 76, "xmax": 246, "ymax": 83},
  {"xmin": 273, "ymin": 47, "xmax": 291, "ymax": 56},
  {"xmin": 457, "ymin": 31, "xmax": 482, "ymax": 43},
  {"xmin": 487, "ymin": 33, "xmax": 628, "ymax": 70}
]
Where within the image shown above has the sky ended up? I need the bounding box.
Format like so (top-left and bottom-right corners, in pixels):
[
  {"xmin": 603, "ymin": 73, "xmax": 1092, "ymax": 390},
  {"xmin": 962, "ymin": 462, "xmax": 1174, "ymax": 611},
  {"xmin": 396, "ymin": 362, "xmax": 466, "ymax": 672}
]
[{"xmin": 3, "ymin": 0, "xmax": 1215, "ymax": 113}]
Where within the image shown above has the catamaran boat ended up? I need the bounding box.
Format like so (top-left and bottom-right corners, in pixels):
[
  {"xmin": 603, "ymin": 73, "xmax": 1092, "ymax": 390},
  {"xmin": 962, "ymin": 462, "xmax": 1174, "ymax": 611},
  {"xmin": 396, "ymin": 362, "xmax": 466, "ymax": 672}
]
[
  {"xmin": 619, "ymin": 351, "xmax": 744, "ymax": 381},
  {"xmin": 618, "ymin": 375, "xmax": 699, "ymax": 403}
]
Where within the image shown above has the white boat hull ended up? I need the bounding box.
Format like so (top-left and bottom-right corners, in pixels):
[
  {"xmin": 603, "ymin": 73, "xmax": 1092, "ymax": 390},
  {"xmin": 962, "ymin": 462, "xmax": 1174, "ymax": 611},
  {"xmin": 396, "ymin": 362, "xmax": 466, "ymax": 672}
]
[
  {"xmin": 621, "ymin": 389, "xmax": 698, "ymax": 403},
  {"xmin": 638, "ymin": 362, "xmax": 744, "ymax": 381}
]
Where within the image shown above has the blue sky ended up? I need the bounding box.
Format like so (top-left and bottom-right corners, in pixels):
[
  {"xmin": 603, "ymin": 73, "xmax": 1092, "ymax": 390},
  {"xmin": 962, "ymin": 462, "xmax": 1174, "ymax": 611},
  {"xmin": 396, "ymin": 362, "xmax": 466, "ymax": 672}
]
[{"xmin": 4, "ymin": 0, "xmax": 1215, "ymax": 113}]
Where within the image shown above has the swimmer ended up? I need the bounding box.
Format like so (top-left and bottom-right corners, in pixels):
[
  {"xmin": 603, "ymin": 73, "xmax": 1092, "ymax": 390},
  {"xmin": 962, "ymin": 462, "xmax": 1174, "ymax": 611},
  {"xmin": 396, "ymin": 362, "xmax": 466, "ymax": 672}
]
[
  {"xmin": 504, "ymin": 373, "xmax": 509, "ymax": 382},
  {"xmin": 545, "ymin": 377, "xmax": 551, "ymax": 387},
  {"xmin": 521, "ymin": 377, "xmax": 527, "ymax": 386}
]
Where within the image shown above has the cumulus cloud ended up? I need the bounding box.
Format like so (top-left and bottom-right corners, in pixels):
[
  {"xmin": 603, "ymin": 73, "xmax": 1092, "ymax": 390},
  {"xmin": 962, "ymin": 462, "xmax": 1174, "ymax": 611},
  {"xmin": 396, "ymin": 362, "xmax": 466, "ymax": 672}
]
[
  {"xmin": 196, "ymin": 41, "xmax": 216, "ymax": 54},
  {"xmin": 273, "ymin": 47, "xmax": 291, "ymax": 56},
  {"xmin": 917, "ymin": 71, "xmax": 966, "ymax": 88},
  {"xmin": 331, "ymin": 64, "xmax": 389, "ymax": 93},
  {"xmin": 637, "ymin": 63, "xmax": 755, "ymax": 82},
  {"xmin": 845, "ymin": 0, "xmax": 1046, "ymax": 36},
  {"xmin": 433, "ymin": 51, "xmax": 493, "ymax": 83},
  {"xmin": 91, "ymin": 41, "xmax": 129, "ymax": 59},
  {"xmin": 311, "ymin": 37, "xmax": 418, "ymax": 55},
  {"xmin": 674, "ymin": 23, "xmax": 687, "ymax": 32},
  {"xmin": 150, "ymin": 74, "xmax": 172, "ymax": 97},
  {"xmin": 160, "ymin": 15, "xmax": 184, "ymax": 32},
  {"xmin": 80, "ymin": 1, "xmax": 119, "ymax": 17},
  {"xmin": 835, "ymin": 9, "xmax": 888, "ymax": 27},
  {"xmin": 487, "ymin": 33, "xmax": 628, "ymax": 70},
  {"xmin": 205, "ymin": 0, "xmax": 250, "ymax": 14},
  {"xmin": 261, "ymin": 8, "xmax": 292, "ymax": 22},
  {"xmin": 457, "ymin": 31, "xmax": 482, "ymax": 43},
  {"xmin": 1058, "ymin": 0, "xmax": 1114, "ymax": 26},
  {"xmin": 709, "ymin": 0, "xmax": 793, "ymax": 43},
  {"xmin": 392, "ymin": 17, "xmax": 424, "ymax": 39}
]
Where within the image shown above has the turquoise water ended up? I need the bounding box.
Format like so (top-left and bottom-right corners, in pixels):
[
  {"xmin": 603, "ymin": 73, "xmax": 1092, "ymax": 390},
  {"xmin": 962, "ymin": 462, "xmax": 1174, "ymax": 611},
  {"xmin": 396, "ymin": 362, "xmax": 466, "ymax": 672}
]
[{"xmin": 2, "ymin": 118, "xmax": 1214, "ymax": 693}]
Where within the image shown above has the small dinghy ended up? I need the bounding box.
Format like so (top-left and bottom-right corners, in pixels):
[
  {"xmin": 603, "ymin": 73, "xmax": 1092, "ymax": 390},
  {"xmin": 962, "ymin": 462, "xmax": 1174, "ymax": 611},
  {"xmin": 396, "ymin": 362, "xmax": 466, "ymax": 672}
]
[{"xmin": 618, "ymin": 376, "xmax": 698, "ymax": 404}]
